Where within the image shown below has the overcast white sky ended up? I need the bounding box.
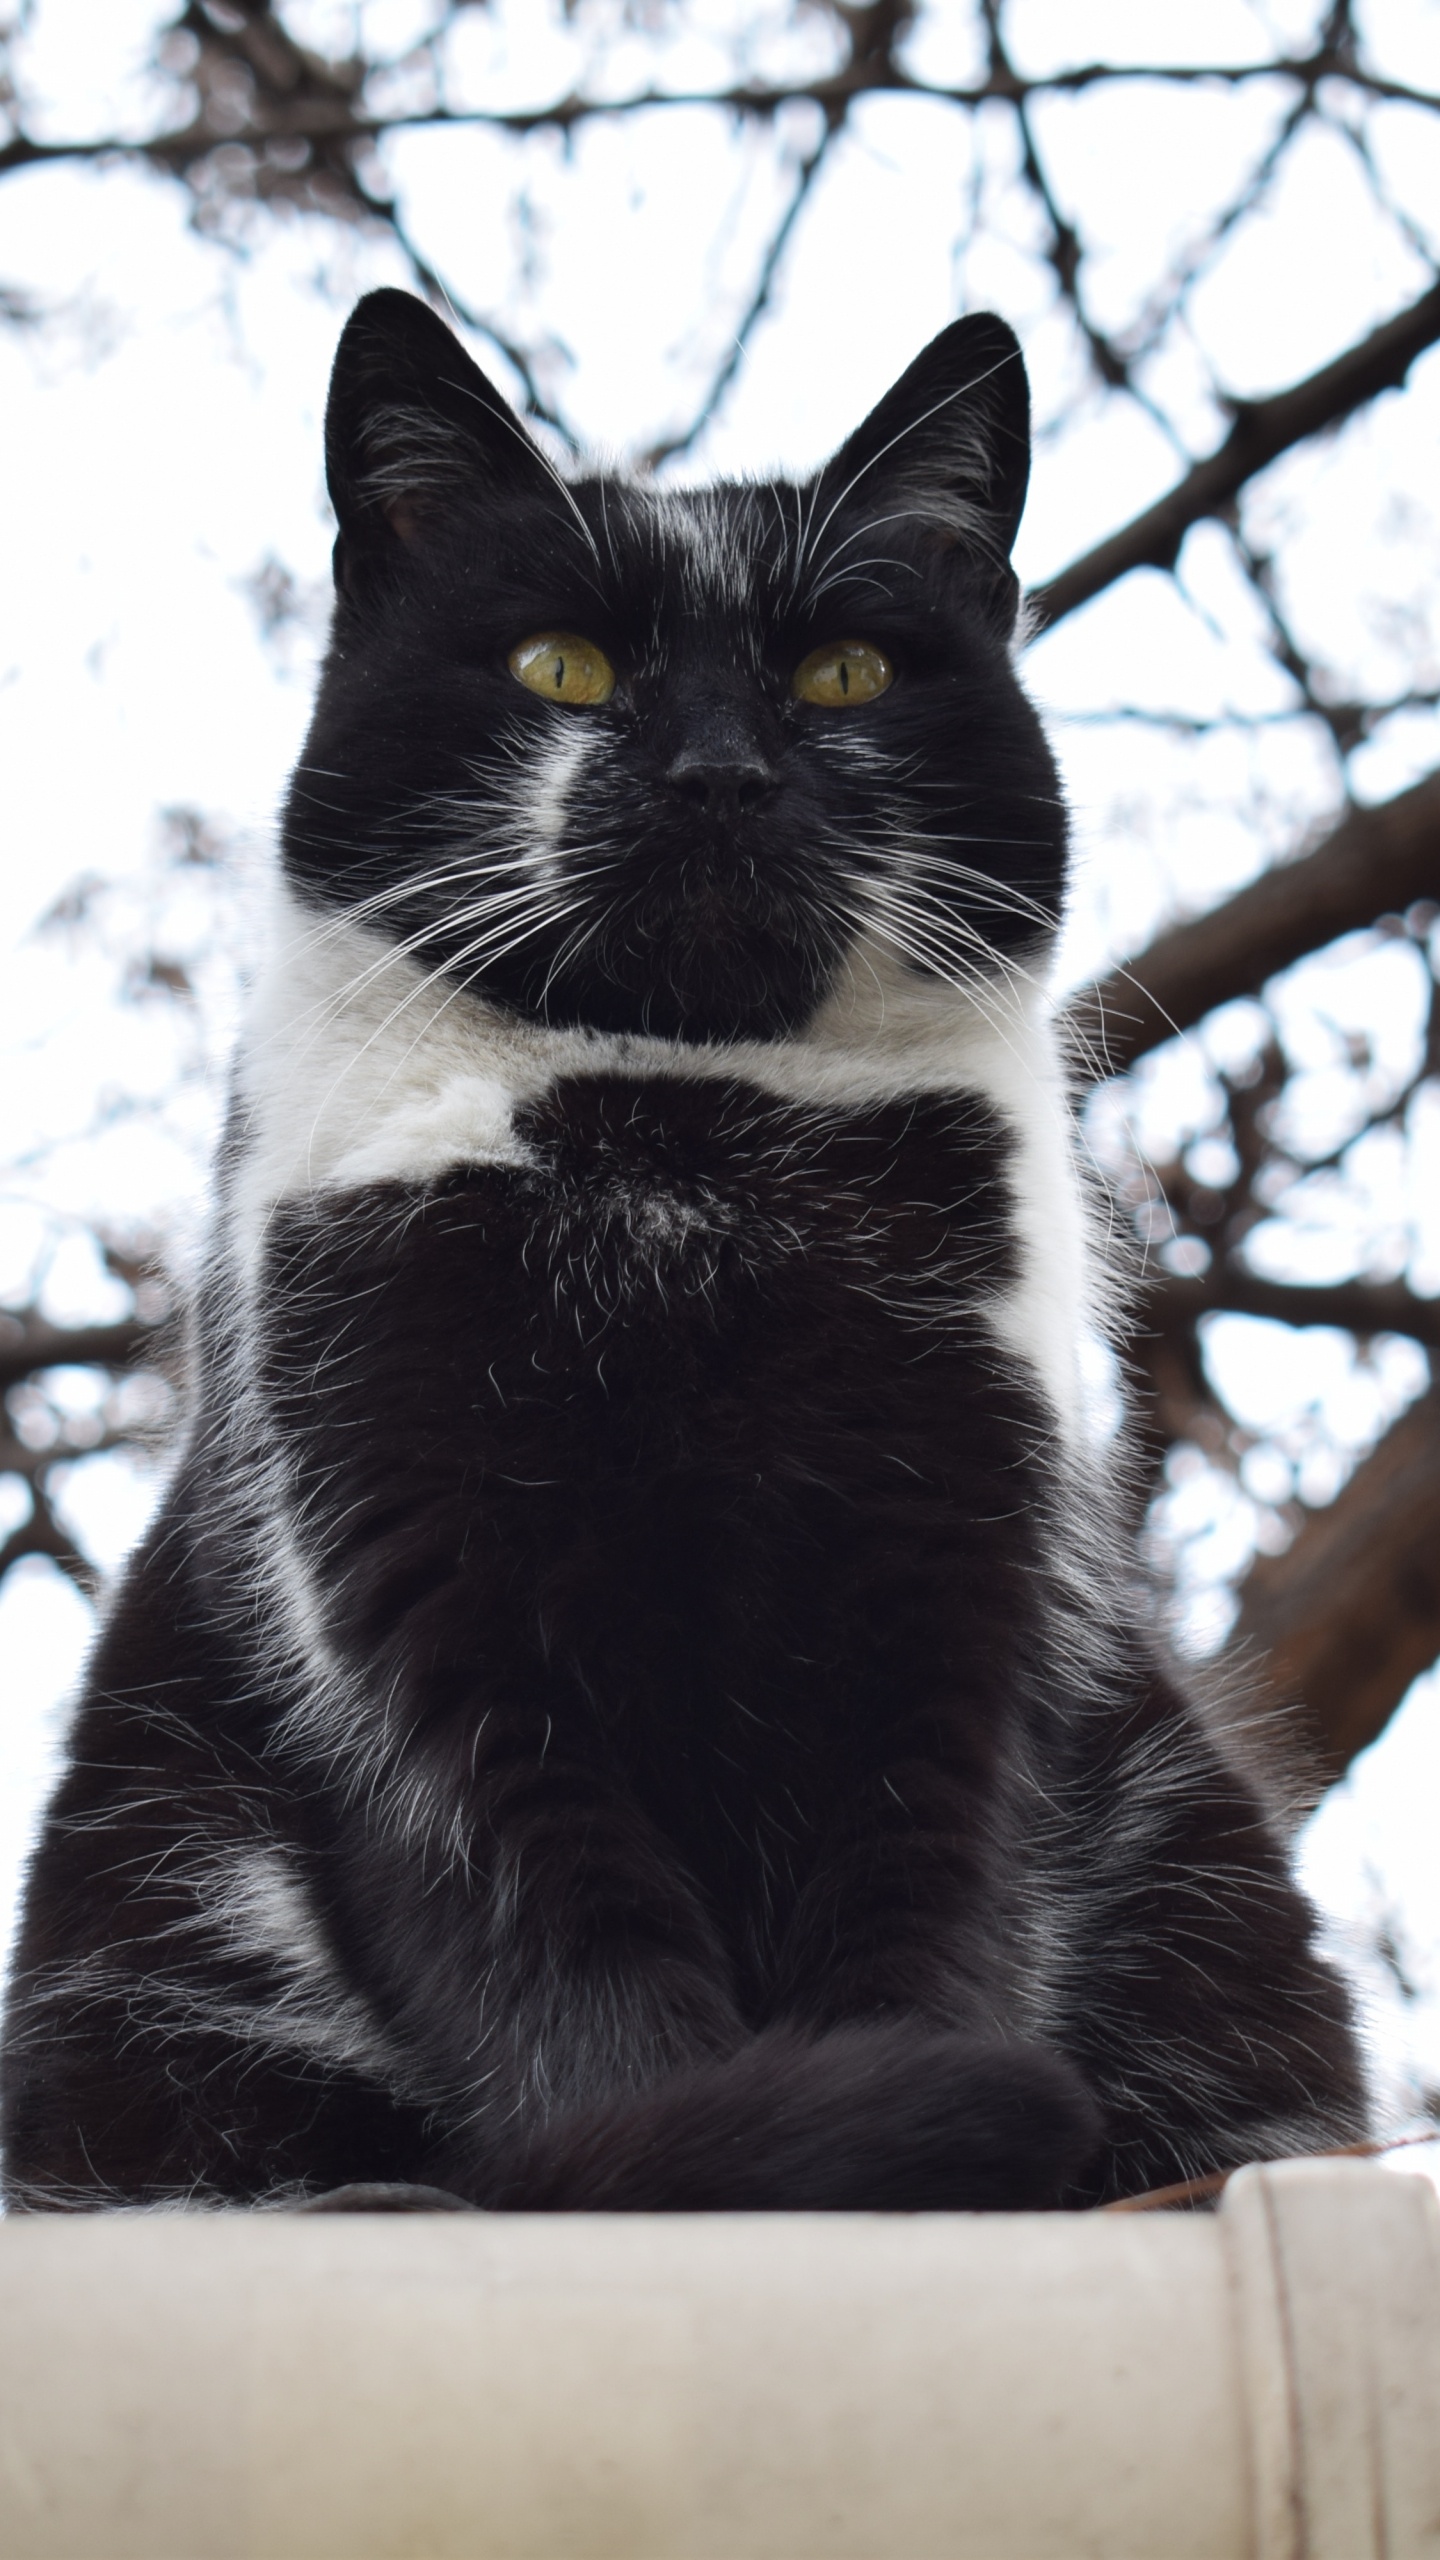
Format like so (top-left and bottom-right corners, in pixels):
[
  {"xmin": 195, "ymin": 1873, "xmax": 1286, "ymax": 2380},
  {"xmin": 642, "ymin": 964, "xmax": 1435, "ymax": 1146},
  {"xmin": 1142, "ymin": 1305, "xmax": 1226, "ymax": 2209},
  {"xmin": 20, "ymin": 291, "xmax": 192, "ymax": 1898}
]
[{"xmin": 2, "ymin": 0, "xmax": 1439, "ymax": 2143}]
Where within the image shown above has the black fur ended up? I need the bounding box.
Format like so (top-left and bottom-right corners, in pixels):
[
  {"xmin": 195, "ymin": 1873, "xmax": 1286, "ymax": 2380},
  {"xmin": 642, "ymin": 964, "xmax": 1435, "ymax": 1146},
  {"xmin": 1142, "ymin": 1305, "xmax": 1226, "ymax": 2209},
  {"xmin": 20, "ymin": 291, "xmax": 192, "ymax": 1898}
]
[
  {"xmin": 296, "ymin": 293, "xmax": 1059, "ymax": 1043},
  {"xmin": 1, "ymin": 292, "xmax": 1365, "ymax": 2210}
]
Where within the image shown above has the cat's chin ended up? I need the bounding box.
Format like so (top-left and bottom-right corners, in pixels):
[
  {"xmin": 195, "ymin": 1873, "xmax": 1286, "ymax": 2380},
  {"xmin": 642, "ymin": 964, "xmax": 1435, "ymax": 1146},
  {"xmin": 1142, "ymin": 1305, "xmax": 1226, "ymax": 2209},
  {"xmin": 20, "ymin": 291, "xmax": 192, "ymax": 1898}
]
[
  {"xmin": 529, "ymin": 971, "xmax": 830, "ymax": 1045},
  {"xmin": 511, "ymin": 951, "xmax": 829, "ymax": 1045},
  {"xmin": 502, "ymin": 913, "xmax": 842, "ymax": 1045}
]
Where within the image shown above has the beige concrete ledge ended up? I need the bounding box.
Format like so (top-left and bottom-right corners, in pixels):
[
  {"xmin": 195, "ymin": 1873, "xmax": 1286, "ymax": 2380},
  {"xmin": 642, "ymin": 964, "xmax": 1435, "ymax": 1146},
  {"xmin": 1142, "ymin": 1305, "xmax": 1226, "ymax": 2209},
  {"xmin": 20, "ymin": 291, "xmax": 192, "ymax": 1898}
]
[{"xmin": 0, "ymin": 2160, "xmax": 1437, "ymax": 2558}]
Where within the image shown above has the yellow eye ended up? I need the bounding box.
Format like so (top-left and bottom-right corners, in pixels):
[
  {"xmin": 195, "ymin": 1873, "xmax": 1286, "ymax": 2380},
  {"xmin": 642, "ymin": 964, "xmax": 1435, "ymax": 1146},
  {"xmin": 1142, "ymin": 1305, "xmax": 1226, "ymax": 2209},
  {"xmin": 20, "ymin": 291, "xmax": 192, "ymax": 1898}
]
[
  {"xmin": 508, "ymin": 632, "xmax": 616, "ymax": 706},
  {"xmin": 791, "ymin": 641, "xmax": 893, "ymax": 706}
]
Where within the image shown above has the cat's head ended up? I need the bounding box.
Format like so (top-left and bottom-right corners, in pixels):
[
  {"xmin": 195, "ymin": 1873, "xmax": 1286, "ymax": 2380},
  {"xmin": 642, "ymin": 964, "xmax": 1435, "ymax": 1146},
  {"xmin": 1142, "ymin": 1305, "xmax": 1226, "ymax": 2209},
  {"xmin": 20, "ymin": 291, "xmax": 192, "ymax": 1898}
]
[{"xmin": 286, "ymin": 288, "xmax": 1066, "ymax": 1043}]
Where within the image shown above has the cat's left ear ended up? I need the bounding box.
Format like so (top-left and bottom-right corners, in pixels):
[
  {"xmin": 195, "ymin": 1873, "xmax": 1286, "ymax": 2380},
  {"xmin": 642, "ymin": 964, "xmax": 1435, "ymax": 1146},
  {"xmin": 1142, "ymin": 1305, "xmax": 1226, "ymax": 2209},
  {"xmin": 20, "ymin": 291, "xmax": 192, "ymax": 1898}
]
[
  {"xmin": 816, "ymin": 314, "xmax": 1030, "ymax": 627},
  {"xmin": 324, "ymin": 289, "xmax": 560, "ymax": 600}
]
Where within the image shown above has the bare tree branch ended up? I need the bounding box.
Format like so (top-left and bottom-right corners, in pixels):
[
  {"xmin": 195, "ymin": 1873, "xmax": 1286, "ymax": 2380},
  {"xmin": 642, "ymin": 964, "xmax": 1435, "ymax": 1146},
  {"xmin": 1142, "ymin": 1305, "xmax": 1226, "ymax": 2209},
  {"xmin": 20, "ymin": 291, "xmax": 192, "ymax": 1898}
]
[
  {"xmin": 0, "ymin": 1519, "xmax": 90, "ymax": 1587},
  {"xmin": 1026, "ymin": 278, "xmax": 1440, "ymax": 637},
  {"xmin": 1230, "ymin": 1385, "xmax": 1440, "ymax": 1775},
  {"xmin": 978, "ymin": 0, "xmax": 1136, "ymax": 398},
  {"xmin": 644, "ymin": 113, "xmax": 841, "ymax": 467},
  {"xmin": 0, "ymin": 1312, "xmax": 162, "ymax": 1395},
  {"xmin": 1146, "ymin": 1271, "xmax": 1440, "ymax": 1351},
  {"xmin": 1068, "ymin": 767, "xmax": 1440, "ymax": 1074},
  {"xmin": 9, "ymin": 26, "xmax": 1429, "ymax": 171},
  {"xmin": 5, "ymin": 6, "xmax": 1434, "ymax": 206}
]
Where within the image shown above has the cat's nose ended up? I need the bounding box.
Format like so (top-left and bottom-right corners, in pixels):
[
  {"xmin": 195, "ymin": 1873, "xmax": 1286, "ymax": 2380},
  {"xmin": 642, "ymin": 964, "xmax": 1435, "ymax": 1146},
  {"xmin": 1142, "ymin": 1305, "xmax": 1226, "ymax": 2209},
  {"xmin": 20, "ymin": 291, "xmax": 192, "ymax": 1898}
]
[{"xmin": 667, "ymin": 735, "xmax": 778, "ymax": 811}]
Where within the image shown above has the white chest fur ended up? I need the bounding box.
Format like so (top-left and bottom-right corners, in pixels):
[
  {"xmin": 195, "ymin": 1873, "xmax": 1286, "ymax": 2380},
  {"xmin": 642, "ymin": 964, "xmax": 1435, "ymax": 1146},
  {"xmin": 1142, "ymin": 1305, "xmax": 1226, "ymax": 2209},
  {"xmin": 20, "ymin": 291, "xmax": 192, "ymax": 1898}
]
[{"xmin": 228, "ymin": 882, "xmax": 1102, "ymax": 1442}]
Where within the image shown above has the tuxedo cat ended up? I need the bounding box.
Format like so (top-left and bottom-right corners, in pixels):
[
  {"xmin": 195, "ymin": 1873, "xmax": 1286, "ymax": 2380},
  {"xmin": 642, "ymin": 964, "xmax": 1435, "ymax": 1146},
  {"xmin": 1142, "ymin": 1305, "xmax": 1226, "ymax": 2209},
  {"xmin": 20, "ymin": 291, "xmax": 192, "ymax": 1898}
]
[{"xmin": 1, "ymin": 291, "xmax": 1366, "ymax": 2208}]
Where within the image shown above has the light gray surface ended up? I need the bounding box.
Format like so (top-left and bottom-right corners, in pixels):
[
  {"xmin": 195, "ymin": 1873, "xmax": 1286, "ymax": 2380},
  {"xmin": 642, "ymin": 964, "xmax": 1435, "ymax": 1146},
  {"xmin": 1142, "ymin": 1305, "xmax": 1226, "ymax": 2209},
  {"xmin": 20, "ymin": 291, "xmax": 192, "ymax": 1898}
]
[{"xmin": 0, "ymin": 2162, "xmax": 1435, "ymax": 2558}]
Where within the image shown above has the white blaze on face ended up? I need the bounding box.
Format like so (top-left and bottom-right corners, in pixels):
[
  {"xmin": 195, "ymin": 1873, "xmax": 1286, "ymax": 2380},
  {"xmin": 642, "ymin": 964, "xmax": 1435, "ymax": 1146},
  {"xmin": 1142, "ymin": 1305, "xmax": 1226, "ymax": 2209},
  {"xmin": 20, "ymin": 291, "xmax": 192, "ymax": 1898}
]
[{"xmin": 523, "ymin": 726, "xmax": 592, "ymax": 886}]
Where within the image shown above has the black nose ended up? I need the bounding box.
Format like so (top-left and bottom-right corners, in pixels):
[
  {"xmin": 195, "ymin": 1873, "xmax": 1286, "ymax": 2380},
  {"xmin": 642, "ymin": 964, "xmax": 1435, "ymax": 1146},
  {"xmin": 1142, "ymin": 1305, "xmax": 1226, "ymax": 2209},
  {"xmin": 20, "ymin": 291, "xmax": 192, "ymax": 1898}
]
[{"xmin": 667, "ymin": 737, "xmax": 778, "ymax": 812}]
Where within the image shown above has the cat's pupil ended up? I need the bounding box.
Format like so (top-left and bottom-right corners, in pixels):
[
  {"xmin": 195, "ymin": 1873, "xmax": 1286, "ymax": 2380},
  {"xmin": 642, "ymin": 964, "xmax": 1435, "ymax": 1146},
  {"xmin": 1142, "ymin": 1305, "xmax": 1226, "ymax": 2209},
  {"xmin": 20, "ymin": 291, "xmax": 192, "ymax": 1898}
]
[
  {"xmin": 553, "ymin": 655, "xmax": 564, "ymax": 690},
  {"xmin": 840, "ymin": 660, "xmax": 849, "ymax": 695}
]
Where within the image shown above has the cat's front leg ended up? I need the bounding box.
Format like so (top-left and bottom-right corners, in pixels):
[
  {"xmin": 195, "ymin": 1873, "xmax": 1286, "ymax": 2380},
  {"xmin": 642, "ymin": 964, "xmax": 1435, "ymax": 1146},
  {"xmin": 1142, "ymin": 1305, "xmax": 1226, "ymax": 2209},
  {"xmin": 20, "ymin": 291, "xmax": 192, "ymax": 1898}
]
[
  {"xmin": 305, "ymin": 1713, "xmax": 1104, "ymax": 2214},
  {"xmin": 313, "ymin": 1727, "xmax": 750, "ymax": 2194},
  {"xmin": 763, "ymin": 1732, "xmax": 1023, "ymax": 2032},
  {"xmin": 1052, "ymin": 1675, "xmax": 1370, "ymax": 2200}
]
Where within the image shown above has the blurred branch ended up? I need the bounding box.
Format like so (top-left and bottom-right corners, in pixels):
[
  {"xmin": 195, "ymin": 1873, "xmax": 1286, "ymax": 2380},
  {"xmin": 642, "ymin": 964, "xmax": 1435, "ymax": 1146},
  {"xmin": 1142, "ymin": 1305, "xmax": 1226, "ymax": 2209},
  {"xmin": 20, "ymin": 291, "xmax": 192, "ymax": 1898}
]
[
  {"xmin": 0, "ymin": 1486, "xmax": 90, "ymax": 1589},
  {"xmin": 1068, "ymin": 767, "xmax": 1440, "ymax": 1074},
  {"xmin": 1146, "ymin": 1271, "xmax": 1440, "ymax": 1352},
  {"xmin": 0, "ymin": 1311, "xmax": 162, "ymax": 1394},
  {"xmin": 1229, "ymin": 1385, "xmax": 1440, "ymax": 1775},
  {"xmin": 0, "ymin": 1298, "xmax": 175, "ymax": 1596},
  {"xmin": 1026, "ymin": 278, "xmax": 1440, "ymax": 637},
  {"xmin": 0, "ymin": 1424, "xmax": 149, "ymax": 1480},
  {"xmin": 0, "ymin": 0, "xmax": 1434, "ymax": 505},
  {"xmin": 0, "ymin": 2, "xmax": 364, "ymax": 195},
  {"xmin": 644, "ymin": 110, "xmax": 841, "ymax": 467},
  {"xmin": 6, "ymin": 7, "xmax": 1426, "ymax": 164},
  {"xmin": 1228, "ymin": 523, "xmax": 1374, "ymax": 761},
  {"xmin": 1062, "ymin": 690, "xmax": 1440, "ymax": 737},
  {"xmin": 978, "ymin": 0, "xmax": 1130, "ymax": 396}
]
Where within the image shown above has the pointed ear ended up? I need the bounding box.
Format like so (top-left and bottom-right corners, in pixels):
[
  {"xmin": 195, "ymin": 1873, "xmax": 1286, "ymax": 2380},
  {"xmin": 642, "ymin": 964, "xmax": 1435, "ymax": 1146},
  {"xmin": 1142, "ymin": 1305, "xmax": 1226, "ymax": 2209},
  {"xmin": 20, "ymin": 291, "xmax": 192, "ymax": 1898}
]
[
  {"xmin": 324, "ymin": 289, "xmax": 556, "ymax": 596},
  {"xmin": 814, "ymin": 315, "xmax": 1030, "ymax": 622}
]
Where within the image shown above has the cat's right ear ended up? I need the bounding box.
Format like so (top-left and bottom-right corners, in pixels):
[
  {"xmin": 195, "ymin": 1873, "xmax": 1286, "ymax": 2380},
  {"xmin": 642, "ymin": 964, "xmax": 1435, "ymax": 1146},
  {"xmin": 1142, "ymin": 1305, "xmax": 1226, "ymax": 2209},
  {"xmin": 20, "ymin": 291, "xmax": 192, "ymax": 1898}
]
[{"xmin": 325, "ymin": 290, "xmax": 555, "ymax": 601}]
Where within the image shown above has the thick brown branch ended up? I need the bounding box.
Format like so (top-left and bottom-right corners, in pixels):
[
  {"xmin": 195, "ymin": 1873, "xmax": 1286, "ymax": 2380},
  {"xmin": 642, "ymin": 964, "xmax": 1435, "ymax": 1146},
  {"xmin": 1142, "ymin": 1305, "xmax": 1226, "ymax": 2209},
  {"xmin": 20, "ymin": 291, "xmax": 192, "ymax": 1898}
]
[
  {"xmin": 1027, "ymin": 279, "xmax": 1440, "ymax": 636},
  {"xmin": 1145, "ymin": 1271, "xmax": 1440, "ymax": 1351},
  {"xmin": 0, "ymin": 1427, "xmax": 159, "ymax": 1480},
  {"xmin": 1228, "ymin": 1385, "xmax": 1440, "ymax": 1775},
  {"xmin": 0, "ymin": 1313, "xmax": 162, "ymax": 1395},
  {"xmin": 1068, "ymin": 766, "xmax": 1440, "ymax": 1074}
]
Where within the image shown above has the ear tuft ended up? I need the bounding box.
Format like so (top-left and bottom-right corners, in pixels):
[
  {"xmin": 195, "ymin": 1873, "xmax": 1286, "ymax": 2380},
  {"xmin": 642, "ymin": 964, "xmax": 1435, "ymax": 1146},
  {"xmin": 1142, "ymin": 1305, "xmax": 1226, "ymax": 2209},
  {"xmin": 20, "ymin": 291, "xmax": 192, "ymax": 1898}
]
[{"xmin": 324, "ymin": 289, "xmax": 553, "ymax": 594}]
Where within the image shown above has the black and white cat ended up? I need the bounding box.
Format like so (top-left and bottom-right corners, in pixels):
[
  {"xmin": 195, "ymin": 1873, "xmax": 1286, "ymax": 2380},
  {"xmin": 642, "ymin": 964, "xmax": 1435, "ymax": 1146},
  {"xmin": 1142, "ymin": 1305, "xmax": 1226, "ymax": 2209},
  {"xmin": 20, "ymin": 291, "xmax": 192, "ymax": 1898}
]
[{"xmin": 1, "ymin": 291, "xmax": 1366, "ymax": 2209}]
